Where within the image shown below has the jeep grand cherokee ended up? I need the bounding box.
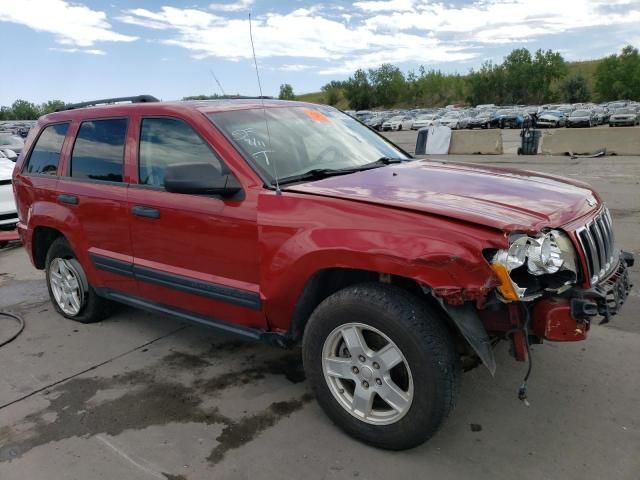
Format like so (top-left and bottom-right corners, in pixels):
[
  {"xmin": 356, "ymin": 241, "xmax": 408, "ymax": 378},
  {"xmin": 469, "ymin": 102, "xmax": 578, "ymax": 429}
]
[{"xmin": 12, "ymin": 96, "xmax": 633, "ymax": 450}]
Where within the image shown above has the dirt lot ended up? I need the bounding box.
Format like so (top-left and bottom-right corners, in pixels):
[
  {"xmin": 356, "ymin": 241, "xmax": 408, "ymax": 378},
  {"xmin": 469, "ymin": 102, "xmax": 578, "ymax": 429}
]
[{"xmin": 0, "ymin": 153, "xmax": 639, "ymax": 480}]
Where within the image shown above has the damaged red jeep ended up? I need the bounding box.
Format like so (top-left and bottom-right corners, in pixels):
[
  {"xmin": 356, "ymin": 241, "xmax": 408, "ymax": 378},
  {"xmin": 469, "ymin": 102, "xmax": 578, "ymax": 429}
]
[{"xmin": 12, "ymin": 97, "xmax": 633, "ymax": 450}]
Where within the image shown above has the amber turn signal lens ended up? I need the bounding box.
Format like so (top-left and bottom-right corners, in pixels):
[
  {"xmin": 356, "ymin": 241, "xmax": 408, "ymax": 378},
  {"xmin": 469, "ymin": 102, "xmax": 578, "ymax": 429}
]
[{"xmin": 490, "ymin": 263, "xmax": 520, "ymax": 301}]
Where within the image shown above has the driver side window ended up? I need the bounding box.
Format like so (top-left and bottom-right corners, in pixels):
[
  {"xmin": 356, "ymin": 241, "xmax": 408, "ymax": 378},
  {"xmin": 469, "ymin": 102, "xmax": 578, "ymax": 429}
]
[{"xmin": 139, "ymin": 117, "xmax": 224, "ymax": 187}]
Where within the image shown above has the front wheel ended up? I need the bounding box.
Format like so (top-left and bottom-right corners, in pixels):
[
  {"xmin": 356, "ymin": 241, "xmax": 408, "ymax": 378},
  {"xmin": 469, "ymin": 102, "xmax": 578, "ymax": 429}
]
[{"xmin": 303, "ymin": 283, "xmax": 461, "ymax": 450}]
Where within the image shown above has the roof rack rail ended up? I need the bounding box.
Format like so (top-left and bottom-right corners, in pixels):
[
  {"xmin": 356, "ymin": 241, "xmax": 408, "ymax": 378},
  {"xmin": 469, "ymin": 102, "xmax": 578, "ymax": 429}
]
[{"xmin": 55, "ymin": 95, "xmax": 159, "ymax": 112}]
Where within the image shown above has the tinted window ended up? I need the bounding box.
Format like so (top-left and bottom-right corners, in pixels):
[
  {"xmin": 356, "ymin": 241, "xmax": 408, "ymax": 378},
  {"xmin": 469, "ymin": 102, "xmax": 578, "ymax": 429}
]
[
  {"xmin": 24, "ymin": 123, "xmax": 69, "ymax": 175},
  {"xmin": 139, "ymin": 117, "xmax": 223, "ymax": 187},
  {"xmin": 71, "ymin": 119, "xmax": 127, "ymax": 182}
]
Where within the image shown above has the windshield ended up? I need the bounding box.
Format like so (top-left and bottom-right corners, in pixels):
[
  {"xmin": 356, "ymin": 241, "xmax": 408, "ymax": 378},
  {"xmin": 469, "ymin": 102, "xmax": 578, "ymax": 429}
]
[
  {"xmin": 209, "ymin": 106, "xmax": 408, "ymax": 183},
  {"xmin": 615, "ymin": 108, "xmax": 634, "ymax": 114}
]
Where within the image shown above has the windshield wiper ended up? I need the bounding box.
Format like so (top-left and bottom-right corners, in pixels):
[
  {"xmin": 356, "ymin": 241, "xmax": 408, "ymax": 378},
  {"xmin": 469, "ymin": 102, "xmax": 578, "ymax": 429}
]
[
  {"xmin": 275, "ymin": 168, "xmax": 359, "ymax": 185},
  {"xmin": 274, "ymin": 157, "xmax": 409, "ymax": 186}
]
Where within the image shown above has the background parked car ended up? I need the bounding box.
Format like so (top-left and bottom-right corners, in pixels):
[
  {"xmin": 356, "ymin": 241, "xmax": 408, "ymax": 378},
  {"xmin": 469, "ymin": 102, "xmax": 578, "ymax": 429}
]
[
  {"xmin": 436, "ymin": 112, "xmax": 462, "ymax": 129},
  {"xmin": 467, "ymin": 112, "xmax": 493, "ymax": 129},
  {"xmin": 566, "ymin": 109, "xmax": 595, "ymax": 128},
  {"xmin": 0, "ymin": 133, "xmax": 24, "ymax": 155},
  {"xmin": 381, "ymin": 115, "xmax": 413, "ymax": 131},
  {"xmin": 411, "ymin": 114, "xmax": 437, "ymax": 129},
  {"xmin": 0, "ymin": 156, "xmax": 18, "ymax": 234},
  {"xmin": 536, "ymin": 110, "xmax": 567, "ymax": 128},
  {"xmin": 609, "ymin": 108, "xmax": 639, "ymax": 127}
]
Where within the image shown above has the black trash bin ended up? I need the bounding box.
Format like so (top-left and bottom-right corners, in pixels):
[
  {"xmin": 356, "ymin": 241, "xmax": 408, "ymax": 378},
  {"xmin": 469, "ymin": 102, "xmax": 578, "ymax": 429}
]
[{"xmin": 518, "ymin": 128, "xmax": 541, "ymax": 155}]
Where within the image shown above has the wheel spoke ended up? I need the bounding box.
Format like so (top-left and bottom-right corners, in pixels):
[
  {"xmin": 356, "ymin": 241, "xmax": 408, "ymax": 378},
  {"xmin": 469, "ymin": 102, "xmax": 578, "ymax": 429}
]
[
  {"xmin": 67, "ymin": 276, "xmax": 79, "ymax": 291},
  {"xmin": 340, "ymin": 325, "xmax": 368, "ymax": 356},
  {"xmin": 58, "ymin": 260, "xmax": 70, "ymax": 277},
  {"xmin": 351, "ymin": 385, "xmax": 375, "ymax": 418},
  {"xmin": 378, "ymin": 378, "xmax": 411, "ymax": 413},
  {"xmin": 324, "ymin": 357, "xmax": 354, "ymax": 379},
  {"xmin": 374, "ymin": 343, "xmax": 403, "ymax": 372},
  {"xmin": 69, "ymin": 293, "xmax": 81, "ymax": 312}
]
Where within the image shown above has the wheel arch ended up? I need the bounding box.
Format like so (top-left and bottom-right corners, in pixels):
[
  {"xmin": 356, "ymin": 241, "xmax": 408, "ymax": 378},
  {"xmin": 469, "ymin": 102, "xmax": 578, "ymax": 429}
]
[
  {"xmin": 32, "ymin": 225, "xmax": 66, "ymax": 269},
  {"xmin": 287, "ymin": 267, "xmax": 496, "ymax": 374}
]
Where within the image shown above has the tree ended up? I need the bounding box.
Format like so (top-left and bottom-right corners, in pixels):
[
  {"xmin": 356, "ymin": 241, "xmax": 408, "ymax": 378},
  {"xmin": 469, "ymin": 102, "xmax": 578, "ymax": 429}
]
[
  {"xmin": 10, "ymin": 99, "xmax": 40, "ymax": 120},
  {"xmin": 40, "ymin": 100, "xmax": 66, "ymax": 115},
  {"xmin": 560, "ymin": 74, "xmax": 591, "ymax": 103},
  {"xmin": 595, "ymin": 46, "xmax": 640, "ymax": 101},
  {"xmin": 531, "ymin": 49, "xmax": 567, "ymax": 104},
  {"xmin": 343, "ymin": 69, "xmax": 373, "ymax": 110},
  {"xmin": 321, "ymin": 80, "xmax": 344, "ymax": 106},
  {"xmin": 278, "ymin": 83, "xmax": 295, "ymax": 100},
  {"xmin": 467, "ymin": 61, "xmax": 505, "ymax": 105},
  {"xmin": 367, "ymin": 63, "xmax": 406, "ymax": 107}
]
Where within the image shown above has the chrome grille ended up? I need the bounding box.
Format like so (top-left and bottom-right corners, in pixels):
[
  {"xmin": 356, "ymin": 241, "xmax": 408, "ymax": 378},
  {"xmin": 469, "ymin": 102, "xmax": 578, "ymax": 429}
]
[{"xmin": 576, "ymin": 207, "xmax": 617, "ymax": 284}]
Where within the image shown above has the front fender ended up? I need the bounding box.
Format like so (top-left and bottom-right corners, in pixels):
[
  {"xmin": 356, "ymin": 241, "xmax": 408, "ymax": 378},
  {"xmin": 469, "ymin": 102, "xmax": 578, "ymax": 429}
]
[{"xmin": 258, "ymin": 191, "xmax": 506, "ymax": 331}]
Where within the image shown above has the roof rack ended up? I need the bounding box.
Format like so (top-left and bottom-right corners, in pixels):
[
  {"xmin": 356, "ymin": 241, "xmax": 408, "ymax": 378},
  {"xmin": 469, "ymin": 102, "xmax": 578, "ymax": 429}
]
[{"xmin": 55, "ymin": 95, "xmax": 159, "ymax": 112}]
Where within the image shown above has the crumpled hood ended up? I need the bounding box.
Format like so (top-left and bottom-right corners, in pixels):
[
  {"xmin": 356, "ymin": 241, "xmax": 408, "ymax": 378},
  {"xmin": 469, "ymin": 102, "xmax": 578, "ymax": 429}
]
[{"xmin": 285, "ymin": 160, "xmax": 599, "ymax": 232}]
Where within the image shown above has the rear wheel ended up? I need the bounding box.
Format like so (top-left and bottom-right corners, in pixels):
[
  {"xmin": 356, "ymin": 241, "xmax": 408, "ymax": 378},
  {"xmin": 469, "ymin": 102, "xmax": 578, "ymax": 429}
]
[
  {"xmin": 303, "ymin": 283, "xmax": 461, "ymax": 450},
  {"xmin": 45, "ymin": 237, "xmax": 115, "ymax": 323}
]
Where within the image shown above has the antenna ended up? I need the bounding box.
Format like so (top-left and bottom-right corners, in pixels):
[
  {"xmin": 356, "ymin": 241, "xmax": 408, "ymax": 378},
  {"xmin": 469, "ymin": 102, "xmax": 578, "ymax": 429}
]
[
  {"xmin": 249, "ymin": 11, "xmax": 281, "ymax": 195},
  {"xmin": 209, "ymin": 69, "xmax": 226, "ymax": 97}
]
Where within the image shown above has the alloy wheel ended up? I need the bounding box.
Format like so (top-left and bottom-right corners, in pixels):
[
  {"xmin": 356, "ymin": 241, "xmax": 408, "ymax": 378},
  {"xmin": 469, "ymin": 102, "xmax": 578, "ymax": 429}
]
[
  {"xmin": 322, "ymin": 322, "xmax": 414, "ymax": 425},
  {"xmin": 49, "ymin": 258, "xmax": 85, "ymax": 316}
]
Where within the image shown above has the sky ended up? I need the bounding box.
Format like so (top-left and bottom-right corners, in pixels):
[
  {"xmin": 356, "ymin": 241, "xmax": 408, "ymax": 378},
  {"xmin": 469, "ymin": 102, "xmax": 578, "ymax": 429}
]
[{"xmin": 1, "ymin": 0, "xmax": 639, "ymax": 105}]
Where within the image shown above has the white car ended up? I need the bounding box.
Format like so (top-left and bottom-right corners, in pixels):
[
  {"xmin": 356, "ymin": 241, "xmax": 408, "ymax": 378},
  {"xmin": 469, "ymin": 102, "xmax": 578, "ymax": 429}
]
[
  {"xmin": 411, "ymin": 114, "xmax": 437, "ymax": 130},
  {"xmin": 436, "ymin": 113, "xmax": 462, "ymax": 129},
  {"xmin": 381, "ymin": 115, "xmax": 414, "ymax": 131},
  {"xmin": 0, "ymin": 155, "xmax": 18, "ymax": 234}
]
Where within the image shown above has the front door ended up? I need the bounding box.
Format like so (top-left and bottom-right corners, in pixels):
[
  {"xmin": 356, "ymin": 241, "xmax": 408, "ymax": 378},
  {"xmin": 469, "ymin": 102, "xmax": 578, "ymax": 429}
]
[{"xmin": 127, "ymin": 116, "xmax": 264, "ymax": 330}]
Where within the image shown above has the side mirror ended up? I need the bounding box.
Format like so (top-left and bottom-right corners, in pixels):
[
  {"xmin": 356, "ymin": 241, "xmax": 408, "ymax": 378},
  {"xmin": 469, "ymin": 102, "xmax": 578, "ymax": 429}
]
[
  {"xmin": 164, "ymin": 162, "xmax": 241, "ymax": 197},
  {"xmin": 2, "ymin": 149, "xmax": 17, "ymax": 161}
]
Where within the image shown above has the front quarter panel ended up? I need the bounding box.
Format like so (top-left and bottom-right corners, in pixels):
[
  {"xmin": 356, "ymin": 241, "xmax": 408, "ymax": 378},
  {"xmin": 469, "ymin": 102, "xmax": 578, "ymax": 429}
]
[{"xmin": 258, "ymin": 190, "xmax": 507, "ymax": 331}]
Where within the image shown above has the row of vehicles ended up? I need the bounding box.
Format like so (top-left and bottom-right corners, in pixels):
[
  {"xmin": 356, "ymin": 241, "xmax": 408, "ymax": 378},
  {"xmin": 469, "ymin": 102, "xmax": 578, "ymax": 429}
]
[
  {"xmin": 0, "ymin": 120, "xmax": 35, "ymax": 138},
  {"xmin": 350, "ymin": 100, "xmax": 640, "ymax": 131}
]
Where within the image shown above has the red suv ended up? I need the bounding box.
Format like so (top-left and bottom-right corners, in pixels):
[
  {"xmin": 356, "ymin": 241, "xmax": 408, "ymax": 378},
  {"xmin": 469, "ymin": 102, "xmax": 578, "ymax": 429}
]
[{"xmin": 12, "ymin": 96, "xmax": 633, "ymax": 450}]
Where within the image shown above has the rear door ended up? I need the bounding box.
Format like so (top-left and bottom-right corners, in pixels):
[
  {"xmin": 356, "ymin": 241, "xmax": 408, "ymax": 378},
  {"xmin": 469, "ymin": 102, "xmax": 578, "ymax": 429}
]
[
  {"xmin": 56, "ymin": 117, "xmax": 136, "ymax": 293},
  {"xmin": 127, "ymin": 115, "xmax": 264, "ymax": 330}
]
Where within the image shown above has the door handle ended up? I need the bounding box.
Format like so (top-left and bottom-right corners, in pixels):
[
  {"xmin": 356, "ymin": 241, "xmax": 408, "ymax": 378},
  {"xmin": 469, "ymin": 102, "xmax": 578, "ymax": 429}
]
[
  {"xmin": 58, "ymin": 194, "xmax": 79, "ymax": 205},
  {"xmin": 131, "ymin": 206, "xmax": 160, "ymax": 219}
]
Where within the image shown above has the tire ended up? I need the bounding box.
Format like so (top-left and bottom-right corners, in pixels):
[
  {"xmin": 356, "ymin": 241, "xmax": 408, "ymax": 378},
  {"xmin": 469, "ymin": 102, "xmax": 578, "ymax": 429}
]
[
  {"xmin": 302, "ymin": 283, "xmax": 461, "ymax": 450},
  {"xmin": 45, "ymin": 237, "xmax": 115, "ymax": 323},
  {"xmin": 398, "ymin": 125, "xmax": 402, "ymax": 131}
]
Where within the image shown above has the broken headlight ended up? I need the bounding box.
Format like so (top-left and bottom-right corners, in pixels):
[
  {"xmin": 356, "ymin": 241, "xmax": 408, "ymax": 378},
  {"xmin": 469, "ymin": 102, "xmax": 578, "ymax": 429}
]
[{"xmin": 490, "ymin": 230, "xmax": 578, "ymax": 301}]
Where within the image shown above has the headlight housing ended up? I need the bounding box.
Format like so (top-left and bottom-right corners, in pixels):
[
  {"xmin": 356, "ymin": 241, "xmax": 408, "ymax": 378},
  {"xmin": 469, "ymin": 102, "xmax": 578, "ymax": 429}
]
[{"xmin": 490, "ymin": 230, "xmax": 578, "ymax": 301}]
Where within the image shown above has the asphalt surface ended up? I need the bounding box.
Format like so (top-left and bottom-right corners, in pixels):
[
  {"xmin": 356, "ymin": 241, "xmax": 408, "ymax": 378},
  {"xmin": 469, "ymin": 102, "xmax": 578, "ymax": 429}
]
[{"xmin": 0, "ymin": 149, "xmax": 639, "ymax": 480}]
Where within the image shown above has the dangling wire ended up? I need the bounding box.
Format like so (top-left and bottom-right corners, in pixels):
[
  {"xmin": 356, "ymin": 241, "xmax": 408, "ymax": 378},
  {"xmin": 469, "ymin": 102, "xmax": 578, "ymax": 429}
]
[{"xmin": 248, "ymin": 12, "xmax": 281, "ymax": 195}]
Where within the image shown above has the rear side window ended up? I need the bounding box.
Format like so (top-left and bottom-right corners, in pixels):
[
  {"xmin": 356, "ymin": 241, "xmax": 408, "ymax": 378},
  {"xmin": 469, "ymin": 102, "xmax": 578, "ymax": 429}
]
[
  {"xmin": 71, "ymin": 118, "xmax": 128, "ymax": 182},
  {"xmin": 139, "ymin": 117, "xmax": 223, "ymax": 187},
  {"xmin": 24, "ymin": 123, "xmax": 69, "ymax": 175}
]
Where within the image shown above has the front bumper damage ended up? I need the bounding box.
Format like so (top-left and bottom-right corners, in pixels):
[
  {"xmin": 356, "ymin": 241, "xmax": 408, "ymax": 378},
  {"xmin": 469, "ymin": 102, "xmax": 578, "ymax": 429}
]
[
  {"xmin": 532, "ymin": 251, "xmax": 633, "ymax": 342},
  {"xmin": 450, "ymin": 251, "xmax": 634, "ymax": 375}
]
